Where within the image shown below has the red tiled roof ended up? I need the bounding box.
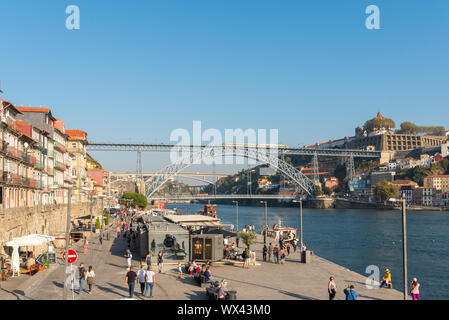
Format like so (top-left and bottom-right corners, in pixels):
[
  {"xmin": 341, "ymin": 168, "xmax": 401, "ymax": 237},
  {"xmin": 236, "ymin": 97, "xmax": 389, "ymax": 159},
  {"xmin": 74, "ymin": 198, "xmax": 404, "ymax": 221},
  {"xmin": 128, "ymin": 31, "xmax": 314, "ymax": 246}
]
[
  {"xmin": 16, "ymin": 106, "xmax": 51, "ymax": 113},
  {"xmin": 66, "ymin": 129, "xmax": 87, "ymax": 141}
]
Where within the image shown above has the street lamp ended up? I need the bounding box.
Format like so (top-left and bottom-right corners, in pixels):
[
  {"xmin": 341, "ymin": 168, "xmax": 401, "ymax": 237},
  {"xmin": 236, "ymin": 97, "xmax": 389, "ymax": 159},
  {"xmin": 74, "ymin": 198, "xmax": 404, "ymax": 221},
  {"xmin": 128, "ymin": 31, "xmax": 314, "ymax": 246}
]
[
  {"xmin": 293, "ymin": 198, "xmax": 303, "ymax": 252},
  {"xmin": 232, "ymin": 200, "xmax": 238, "ymax": 232},
  {"xmin": 260, "ymin": 201, "xmax": 268, "ymax": 245},
  {"xmin": 401, "ymin": 196, "xmax": 408, "ymax": 300},
  {"xmin": 50, "ymin": 184, "xmax": 71, "ymax": 300}
]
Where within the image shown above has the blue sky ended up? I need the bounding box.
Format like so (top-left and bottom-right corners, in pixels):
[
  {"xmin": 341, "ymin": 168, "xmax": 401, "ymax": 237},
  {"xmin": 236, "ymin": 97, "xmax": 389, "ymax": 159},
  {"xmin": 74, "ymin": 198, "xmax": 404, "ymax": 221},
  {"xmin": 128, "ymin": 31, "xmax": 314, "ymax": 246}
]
[{"xmin": 1, "ymin": 0, "xmax": 448, "ymax": 173}]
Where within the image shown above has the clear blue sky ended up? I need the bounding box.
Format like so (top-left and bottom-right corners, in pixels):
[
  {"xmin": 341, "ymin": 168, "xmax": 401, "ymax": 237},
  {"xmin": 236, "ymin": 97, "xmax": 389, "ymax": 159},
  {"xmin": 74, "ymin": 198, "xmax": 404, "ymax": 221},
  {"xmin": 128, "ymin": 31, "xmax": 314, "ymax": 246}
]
[{"xmin": 1, "ymin": 0, "xmax": 448, "ymax": 172}]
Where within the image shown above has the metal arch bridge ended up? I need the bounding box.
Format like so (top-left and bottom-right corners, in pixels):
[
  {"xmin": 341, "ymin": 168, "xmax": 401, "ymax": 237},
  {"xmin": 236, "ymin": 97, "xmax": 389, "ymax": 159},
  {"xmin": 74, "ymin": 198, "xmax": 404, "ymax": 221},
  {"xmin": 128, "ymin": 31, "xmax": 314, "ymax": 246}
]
[
  {"xmin": 87, "ymin": 142, "xmax": 381, "ymax": 198},
  {"xmin": 150, "ymin": 194, "xmax": 299, "ymax": 201},
  {"xmin": 87, "ymin": 142, "xmax": 381, "ymax": 158},
  {"xmin": 144, "ymin": 146, "xmax": 316, "ymax": 198}
]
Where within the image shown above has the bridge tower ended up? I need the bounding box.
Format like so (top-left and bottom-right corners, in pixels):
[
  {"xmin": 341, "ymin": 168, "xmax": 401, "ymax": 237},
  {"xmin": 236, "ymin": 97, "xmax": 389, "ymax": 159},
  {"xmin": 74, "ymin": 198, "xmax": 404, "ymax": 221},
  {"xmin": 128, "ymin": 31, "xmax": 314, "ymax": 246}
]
[
  {"xmin": 312, "ymin": 152, "xmax": 319, "ymax": 184},
  {"xmin": 136, "ymin": 148, "xmax": 145, "ymax": 194},
  {"xmin": 346, "ymin": 154, "xmax": 355, "ymax": 183}
]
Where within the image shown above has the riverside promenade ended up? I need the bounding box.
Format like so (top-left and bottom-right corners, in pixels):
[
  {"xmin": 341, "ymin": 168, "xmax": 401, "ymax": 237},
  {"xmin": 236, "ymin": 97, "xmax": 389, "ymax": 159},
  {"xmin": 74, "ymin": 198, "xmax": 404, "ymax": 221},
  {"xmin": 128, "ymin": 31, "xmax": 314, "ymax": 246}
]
[{"xmin": 0, "ymin": 232, "xmax": 404, "ymax": 300}]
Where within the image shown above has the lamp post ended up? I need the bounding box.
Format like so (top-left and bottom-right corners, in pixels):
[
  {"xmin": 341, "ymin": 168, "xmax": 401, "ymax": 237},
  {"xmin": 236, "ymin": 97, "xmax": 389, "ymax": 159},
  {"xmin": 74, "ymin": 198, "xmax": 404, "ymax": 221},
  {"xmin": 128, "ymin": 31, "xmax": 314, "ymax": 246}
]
[
  {"xmin": 50, "ymin": 184, "xmax": 71, "ymax": 300},
  {"xmin": 293, "ymin": 198, "xmax": 303, "ymax": 251},
  {"xmin": 402, "ymin": 196, "xmax": 408, "ymax": 300},
  {"xmin": 260, "ymin": 201, "xmax": 268, "ymax": 245},
  {"xmin": 232, "ymin": 200, "xmax": 238, "ymax": 232}
]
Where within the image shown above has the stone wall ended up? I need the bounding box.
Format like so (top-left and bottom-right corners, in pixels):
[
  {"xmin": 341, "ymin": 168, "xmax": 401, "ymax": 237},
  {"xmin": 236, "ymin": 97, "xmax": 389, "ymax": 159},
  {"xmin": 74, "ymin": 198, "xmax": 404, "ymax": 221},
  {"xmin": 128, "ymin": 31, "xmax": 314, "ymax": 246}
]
[{"xmin": 0, "ymin": 202, "xmax": 103, "ymax": 256}]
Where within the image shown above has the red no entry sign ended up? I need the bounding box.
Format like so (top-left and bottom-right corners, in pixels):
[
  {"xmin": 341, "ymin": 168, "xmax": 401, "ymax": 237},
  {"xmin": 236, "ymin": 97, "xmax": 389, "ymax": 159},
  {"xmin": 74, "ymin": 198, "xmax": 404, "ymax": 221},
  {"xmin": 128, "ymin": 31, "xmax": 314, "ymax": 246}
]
[{"xmin": 62, "ymin": 250, "xmax": 78, "ymax": 264}]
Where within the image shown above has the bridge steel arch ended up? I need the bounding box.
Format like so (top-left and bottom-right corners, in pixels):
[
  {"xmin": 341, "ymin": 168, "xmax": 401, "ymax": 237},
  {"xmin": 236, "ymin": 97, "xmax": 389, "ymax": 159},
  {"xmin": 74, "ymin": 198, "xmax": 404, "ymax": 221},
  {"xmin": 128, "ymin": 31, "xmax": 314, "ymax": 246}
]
[{"xmin": 145, "ymin": 146, "xmax": 315, "ymax": 199}]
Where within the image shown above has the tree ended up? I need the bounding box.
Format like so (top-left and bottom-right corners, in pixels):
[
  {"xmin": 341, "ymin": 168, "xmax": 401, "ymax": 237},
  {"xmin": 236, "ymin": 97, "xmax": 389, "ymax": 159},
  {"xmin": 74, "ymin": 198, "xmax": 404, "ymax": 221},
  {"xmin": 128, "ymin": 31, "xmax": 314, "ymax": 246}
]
[
  {"xmin": 334, "ymin": 164, "xmax": 347, "ymax": 182},
  {"xmin": 238, "ymin": 231, "xmax": 257, "ymax": 249},
  {"xmin": 104, "ymin": 212, "xmax": 109, "ymax": 226},
  {"xmin": 323, "ymin": 186, "xmax": 333, "ymax": 196},
  {"xmin": 373, "ymin": 180, "xmax": 399, "ymax": 203},
  {"xmin": 313, "ymin": 185, "xmax": 323, "ymax": 197},
  {"xmin": 120, "ymin": 192, "xmax": 148, "ymax": 209},
  {"xmin": 363, "ymin": 118, "xmax": 396, "ymax": 133},
  {"xmin": 95, "ymin": 217, "xmax": 101, "ymax": 230},
  {"xmin": 396, "ymin": 121, "xmax": 420, "ymax": 134}
]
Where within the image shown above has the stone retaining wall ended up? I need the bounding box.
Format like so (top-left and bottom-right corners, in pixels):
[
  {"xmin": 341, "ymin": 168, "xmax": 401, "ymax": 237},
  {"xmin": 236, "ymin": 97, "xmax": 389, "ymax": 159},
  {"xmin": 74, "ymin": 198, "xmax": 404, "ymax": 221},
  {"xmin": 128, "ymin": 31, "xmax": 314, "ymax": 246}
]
[{"xmin": 0, "ymin": 202, "xmax": 102, "ymax": 256}]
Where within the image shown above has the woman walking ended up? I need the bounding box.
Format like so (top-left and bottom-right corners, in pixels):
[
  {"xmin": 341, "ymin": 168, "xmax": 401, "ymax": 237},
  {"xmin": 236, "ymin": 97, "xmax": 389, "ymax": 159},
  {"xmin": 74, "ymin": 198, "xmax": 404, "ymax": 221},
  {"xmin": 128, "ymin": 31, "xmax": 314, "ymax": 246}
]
[
  {"xmin": 328, "ymin": 276, "xmax": 337, "ymax": 300},
  {"xmin": 145, "ymin": 252, "xmax": 152, "ymax": 267},
  {"xmin": 157, "ymin": 250, "xmax": 164, "ymax": 273},
  {"xmin": 410, "ymin": 278, "xmax": 421, "ymax": 300},
  {"xmin": 83, "ymin": 238, "xmax": 88, "ymax": 254},
  {"xmin": 273, "ymin": 247, "xmax": 279, "ymax": 264},
  {"xmin": 280, "ymin": 247, "xmax": 286, "ymax": 264},
  {"xmin": 86, "ymin": 265, "xmax": 95, "ymax": 294}
]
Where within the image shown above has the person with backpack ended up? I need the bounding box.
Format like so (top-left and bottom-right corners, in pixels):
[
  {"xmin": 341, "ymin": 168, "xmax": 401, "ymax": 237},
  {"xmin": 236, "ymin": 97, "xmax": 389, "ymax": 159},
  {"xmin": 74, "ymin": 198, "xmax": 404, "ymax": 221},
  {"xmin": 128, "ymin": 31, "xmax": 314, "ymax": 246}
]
[
  {"xmin": 344, "ymin": 285, "xmax": 358, "ymax": 300},
  {"xmin": 262, "ymin": 245, "xmax": 267, "ymax": 262}
]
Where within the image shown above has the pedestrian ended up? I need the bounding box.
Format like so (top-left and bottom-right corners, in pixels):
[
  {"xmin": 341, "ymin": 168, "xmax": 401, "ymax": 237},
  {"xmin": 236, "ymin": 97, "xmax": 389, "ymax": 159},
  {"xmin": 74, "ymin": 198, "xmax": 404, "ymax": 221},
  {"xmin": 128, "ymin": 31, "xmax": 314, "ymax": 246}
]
[
  {"xmin": 286, "ymin": 242, "xmax": 291, "ymax": 255},
  {"xmin": 144, "ymin": 265, "xmax": 156, "ymax": 298},
  {"xmin": 78, "ymin": 263, "xmax": 87, "ymax": 294},
  {"xmin": 116, "ymin": 225, "xmax": 120, "ymax": 237},
  {"xmin": 178, "ymin": 262, "xmax": 183, "ymax": 279},
  {"xmin": 280, "ymin": 247, "xmax": 286, "ymax": 264},
  {"xmin": 125, "ymin": 266, "xmax": 137, "ymax": 299},
  {"xmin": 99, "ymin": 232, "xmax": 103, "ymax": 245},
  {"xmin": 145, "ymin": 252, "xmax": 152, "ymax": 267},
  {"xmin": 410, "ymin": 278, "xmax": 420, "ymax": 300},
  {"xmin": 157, "ymin": 250, "xmax": 163, "ymax": 273},
  {"xmin": 125, "ymin": 249, "xmax": 132, "ymax": 270},
  {"xmin": 344, "ymin": 285, "xmax": 357, "ymax": 300},
  {"xmin": 83, "ymin": 238, "xmax": 88, "ymax": 253},
  {"xmin": 292, "ymin": 239, "xmax": 297, "ymax": 252},
  {"xmin": 273, "ymin": 246, "xmax": 279, "ymax": 264},
  {"xmin": 268, "ymin": 243, "xmax": 273, "ymax": 262},
  {"xmin": 262, "ymin": 245, "xmax": 267, "ymax": 262},
  {"xmin": 137, "ymin": 265, "xmax": 147, "ymax": 296},
  {"xmin": 302, "ymin": 243, "xmax": 307, "ymax": 252},
  {"xmin": 236, "ymin": 236, "xmax": 240, "ymax": 248},
  {"xmin": 86, "ymin": 265, "xmax": 95, "ymax": 294},
  {"xmin": 328, "ymin": 276, "xmax": 337, "ymax": 300},
  {"xmin": 379, "ymin": 269, "xmax": 392, "ymax": 288}
]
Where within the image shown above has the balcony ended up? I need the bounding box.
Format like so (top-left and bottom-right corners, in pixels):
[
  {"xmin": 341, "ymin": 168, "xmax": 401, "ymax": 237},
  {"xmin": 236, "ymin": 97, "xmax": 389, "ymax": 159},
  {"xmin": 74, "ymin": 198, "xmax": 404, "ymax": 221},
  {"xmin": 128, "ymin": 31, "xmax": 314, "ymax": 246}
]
[
  {"xmin": 3, "ymin": 143, "xmax": 22, "ymax": 159},
  {"xmin": 54, "ymin": 141, "xmax": 67, "ymax": 153},
  {"xmin": 1, "ymin": 171, "xmax": 40, "ymax": 188},
  {"xmin": 47, "ymin": 150, "xmax": 56, "ymax": 158},
  {"xmin": 35, "ymin": 161, "xmax": 44, "ymax": 170},
  {"xmin": 54, "ymin": 161, "xmax": 67, "ymax": 171}
]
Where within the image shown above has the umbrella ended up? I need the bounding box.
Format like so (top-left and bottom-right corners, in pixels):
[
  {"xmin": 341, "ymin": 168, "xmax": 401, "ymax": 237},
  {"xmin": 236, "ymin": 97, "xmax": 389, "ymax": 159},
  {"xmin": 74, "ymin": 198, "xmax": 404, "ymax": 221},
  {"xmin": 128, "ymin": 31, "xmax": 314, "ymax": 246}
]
[{"xmin": 6, "ymin": 234, "xmax": 55, "ymax": 277}]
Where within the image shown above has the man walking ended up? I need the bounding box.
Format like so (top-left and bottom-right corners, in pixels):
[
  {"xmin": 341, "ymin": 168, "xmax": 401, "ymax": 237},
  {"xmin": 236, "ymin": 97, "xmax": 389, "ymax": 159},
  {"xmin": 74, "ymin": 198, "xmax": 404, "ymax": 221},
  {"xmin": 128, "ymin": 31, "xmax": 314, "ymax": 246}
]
[
  {"xmin": 78, "ymin": 263, "xmax": 87, "ymax": 294},
  {"xmin": 144, "ymin": 265, "xmax": 156, "ymax": 298},
  {"xmin": 125, "ymin": 266, "xmax": 138, "ymax": 299},
  {"xmin": 137, "ymin": 265, "xmax": 147, "ymax": 296},
  {"xmin": 125, "ymin": 249, "xmax": 132, "ymax": 270}
]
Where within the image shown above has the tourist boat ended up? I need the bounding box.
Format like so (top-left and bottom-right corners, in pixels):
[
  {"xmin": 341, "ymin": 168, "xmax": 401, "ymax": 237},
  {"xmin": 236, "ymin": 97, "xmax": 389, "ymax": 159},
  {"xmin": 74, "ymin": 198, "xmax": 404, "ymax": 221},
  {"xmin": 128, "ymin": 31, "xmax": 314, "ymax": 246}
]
[{"xmin": 265, "ymin": 219, "xmax": 297, "ymax": 243}]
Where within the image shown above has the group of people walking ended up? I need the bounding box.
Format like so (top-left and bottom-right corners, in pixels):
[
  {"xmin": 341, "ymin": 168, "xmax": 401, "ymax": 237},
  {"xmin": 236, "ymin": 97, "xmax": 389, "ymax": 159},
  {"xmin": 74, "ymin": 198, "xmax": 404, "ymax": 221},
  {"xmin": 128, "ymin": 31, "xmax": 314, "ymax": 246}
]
[{"xmin": 327, "ymin": 269, "xmax": 421, "ymax": 300}]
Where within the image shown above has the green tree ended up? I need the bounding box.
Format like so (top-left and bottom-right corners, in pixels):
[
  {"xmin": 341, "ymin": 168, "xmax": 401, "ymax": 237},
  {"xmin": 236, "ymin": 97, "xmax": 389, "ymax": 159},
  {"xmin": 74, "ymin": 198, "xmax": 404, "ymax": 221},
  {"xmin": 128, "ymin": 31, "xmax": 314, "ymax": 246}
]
[
  {"xmin": 95, "ymin": 217, "xmax": 101, "ymax": 230},
  {"xmin": 334, "ymin": 164, "xmax": 347, "ymax": 182},
  {"xmin": 238, "ymin": 231, "xmax": 257, "ymax": 249},
  {"xmin": 396, "ymin": 121, "xmax": 420, "ymax": 134},
  {"xmin": 313, "ymin": 185, "xmax": 323, "ymax": 197},
  {"xmin": 363, "ymin": 117, "xmax": 396, "ymax": 133},
  {"xmin": 373, "ymin": 180, "xmax": 399, "ymax": 203},
  {"xmin": 104, "ymin": 213, "xmax": 109, "ymax": 226},
  {"xmin": 120, "ymin": 192, "xmax": 148, "ymax": 209},
  {"xmin": 323, "ymin": 186, "xmax": 333, "ymax": 196}
]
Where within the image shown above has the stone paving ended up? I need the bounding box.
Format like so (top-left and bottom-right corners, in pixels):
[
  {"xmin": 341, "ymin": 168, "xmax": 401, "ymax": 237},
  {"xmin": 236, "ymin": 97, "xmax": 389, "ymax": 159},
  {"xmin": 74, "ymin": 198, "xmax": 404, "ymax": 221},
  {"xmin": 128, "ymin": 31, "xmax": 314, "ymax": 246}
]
[{"xmin": 0, "ymin": 230, "xmax": 405, "ymax": 300}]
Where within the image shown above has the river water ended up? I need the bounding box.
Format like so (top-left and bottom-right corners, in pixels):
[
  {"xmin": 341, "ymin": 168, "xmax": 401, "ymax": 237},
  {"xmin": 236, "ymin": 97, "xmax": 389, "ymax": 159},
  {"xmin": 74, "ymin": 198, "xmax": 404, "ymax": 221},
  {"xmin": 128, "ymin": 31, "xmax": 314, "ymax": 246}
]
[{"xmin": 166, "ymin": 203, "xmax": 449, "ymax": 300}]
